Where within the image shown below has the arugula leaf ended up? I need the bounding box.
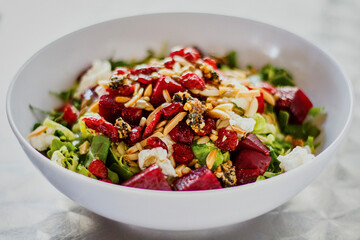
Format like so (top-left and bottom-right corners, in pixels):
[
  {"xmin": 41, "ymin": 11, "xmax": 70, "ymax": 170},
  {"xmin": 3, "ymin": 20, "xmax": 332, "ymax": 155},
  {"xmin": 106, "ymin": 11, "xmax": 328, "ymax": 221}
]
[
  {"xmin": 266, "ymin": 150, "xmax": 282, "ymax": 173},
  {"xmin": 50, "ymin": 87, "xmax": 76, "ymax": 102},
  {"xmin": 109, "ymin": 49, "xmax": 155, "ymax": 70},
  {"xmin": 84, "ymin": 135, "xmax": 110, "ymax": 167},
  {"xmin": 107, "ymin": 168, "xmax": 120, "ymax": 184},
  {"xmin": 225, "ymin": 50, "xmax": 237, "ymax": 68},
  {"xmin": 107, "ymin": 148, "xmax": 138, "ymax": 180},
  {"xmin": 259, "ymin": 64, "xmax": 295, "ymax": 87}
]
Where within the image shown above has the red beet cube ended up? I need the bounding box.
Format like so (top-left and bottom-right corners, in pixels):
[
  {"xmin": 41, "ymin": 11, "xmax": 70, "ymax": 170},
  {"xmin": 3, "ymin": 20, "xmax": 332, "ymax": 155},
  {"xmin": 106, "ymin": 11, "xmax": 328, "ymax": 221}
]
[
  {"xmin": 174, "ymin": 166, "xmax": 222, "ymax": 191},
  {"xmin": 150, "ymin": 77, "xmax": 185, "ymax": 107},
  {"xmin": 237, "ymin": 133, "xmax": 270, "ymax": 156},
  {"xmin": 235, "ymin": 150, "xmax": 271, "ymax": 175},
  {"xmin": 179, "ymin": 72, "xmax": 205, "ymax": 90},
  {"xmin": 121, "ymin": 107, "xmax": 142, "ymax": 125},
  {"xmin": 236, "ymin": 168, "xmax": 260, "ymax": 185},
  {"xmin": 172, "ymin": 143, "xmax": 194, "ymax": 165},
  {"xmin": 169, "ymin": 122, "xmax": 194, "ymax": 144},
  {"xmin": 276, "ymin": 87, "xmax": 313, "ymax": 124},
  {"xmin": 99, "ymin": 94, "xmax": 124, "ymax": 123},
  {"xmin": 215, "ymin": 128, "xmax": 239, "ymax": 151},
  {"xmin": 122, "ymin": 164, "xmax": 172, "ymax": 191}
]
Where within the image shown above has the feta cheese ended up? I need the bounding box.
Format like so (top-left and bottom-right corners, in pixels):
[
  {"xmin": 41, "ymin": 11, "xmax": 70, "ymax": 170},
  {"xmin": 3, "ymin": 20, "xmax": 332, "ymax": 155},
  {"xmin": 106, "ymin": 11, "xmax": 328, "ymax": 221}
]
[
  {"xmin": 227, "ymin": 111, "xmax": 256, "ymax": 133},
  {"xmin": 138, "ymin": 147, "xmax": 177, "ymax": 177},
  {"xmin": 74, "ymin": 60, "xmax": 111, "ymax": 98},
  {"xmin": 29, "ymin": 127, "xmax": 58, "ymax": 151},
  {"xmin": 278, "ymin": 146, "xmax": 315, "ymax": 172},
  {"xmin": 160, "ymin": 135, "xmax": 175, "ymax": 158}
]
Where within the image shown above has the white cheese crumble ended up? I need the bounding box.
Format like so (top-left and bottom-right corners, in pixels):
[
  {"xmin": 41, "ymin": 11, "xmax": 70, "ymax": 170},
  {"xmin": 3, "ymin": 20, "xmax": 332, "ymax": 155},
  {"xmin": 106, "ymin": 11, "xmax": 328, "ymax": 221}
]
[
  {"xmin": 138, "ymin": 147, "xmax": 177, "ymax": 177},
  {"xmin": 160, "ymin": 135, "xmax": 175, "ymax": 158},
  {"xmin": 278, "ymin": 146, "xmax": 315, "ymax": 172},
  {"xmin": 227, "ymin": 111, "xmax": 256, "ymax": 134},
  {"xmin": 74, "ymin": 60, "xmax": 112, "ymax": 98},
  {"xmin": 29, "ymin": 127, "xmax": 58, "ymax": 151}
]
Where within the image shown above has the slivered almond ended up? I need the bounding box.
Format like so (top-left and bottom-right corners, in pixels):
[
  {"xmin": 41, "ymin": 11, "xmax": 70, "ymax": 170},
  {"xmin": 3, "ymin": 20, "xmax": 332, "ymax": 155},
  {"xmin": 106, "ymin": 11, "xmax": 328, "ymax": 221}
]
[
  {"xmin": 199, "ymin": 88, "xmax": 220, "ymax": 97},
  {"xmin": 124, "ymin": 153, "xmax": 139, "ymax": 161},
  {"xmin": 133, "ymin": 83, "xmax": 140, "ymax": 94},
  {"xmin": 163, "ymin": 112, "xmax": 187, "ymax": 136},
  {"xmin": 175, "ymin": 164, "xmax": 186, "ymax": 177},
  {"xmin": 144, "ymin": 84, "xmax": 153, "ymax": 97},
  {"xmin": 135, "ymin": 99, "xmax": 154, "ymax": 111},
  {"xmin": 210, "ymin": 134, "xmax": 218, "ymax": 142},
  {"xmin": 169, "ymin": 156, "xmax": 176, "ymax": 167},
  {"xmin": 142, "ymin": 96, "xmax": 150, "ymax": 101},
  {"xmin": 260, "ymin": 88, "xmax": 276, "ymax": 106},
  {"xmin": 214, "ymin": 103, "xmax": 234, "ymax": 112},
  {"xmin": 27, "ymin": 126, "xmax": 48, "ymax": 139},
  {"xmin": 115, "ymin": 96, "xmax": 131, "ymax": 103},
  {"xmin": 245, "ymin": 98, "xmax": 258, "ymax": 117},
  {"xmin": 159, "ymin": 69, "xmax": 175, "ymax": 76},
  {"xmin": 182, "ymin": 167, "xmax": 191, "ymax": 175},
  {"xmin": 207, "ymin": 109, "xmax": 230, "ymax": 119},
  {"xmin": 237, "ymin": 90, "xmax": 260, "ymax": 98},
  {"xmin": 206, "ymin": 149, "xmax": 217, "ymax": 169},
  {"xmin": 156, "ymin": 120, "xmax": 167, "ymax": 129},
  {"xmin": 197, "ymin": 136, "xmax": 210, "ymax": 144},
  {"xmin": 139, "ymin": 117, "xmax": 147, "ymax": 127},
  {"xmin": 154, "ymin": 127, "xmax": 164, "ymax": 134},
  {"xmin": 127, "ymin": 145, "xmax": 139, "ymax": 154},
  {"xmin": 124, "ymin": 88, "xmax": 144, "ymax": 108},
  {"xmin": 163, "ymin": 89, "xmax": 172, "ymax": 103},
  {"xmin": 188, "ymin": 158, "xmax": 198, "ymax": 167},
  {"xmin": 135, "ymin": 142, "xmax": 143, "ymax": 152},
  {"xmin": 217, "ymin": 119, "xmax": 230, "ymax": 129},
  {"xmin": 146, "ymin": 103, "xmax": 170, "ymax": 125},
  {"xmin": 79, "ymin": 141, "xmax": 90, "ymax": 155},
  {"xmin": 116, "ymin": 142, "xmax": 127, "ymax": 156},
  {"xmin": 127, "ymin": 161, "xmax": 139, "ymax": 167},
  {"xmin": 231, "ymin": 125, "xmax": 247, "ymax": 135}
]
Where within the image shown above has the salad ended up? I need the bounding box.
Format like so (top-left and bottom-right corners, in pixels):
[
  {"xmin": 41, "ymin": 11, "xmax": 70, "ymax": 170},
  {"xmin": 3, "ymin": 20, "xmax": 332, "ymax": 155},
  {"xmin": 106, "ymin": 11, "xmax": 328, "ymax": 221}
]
[{"xmin": 28, "ymin": 47, "xmax": 324, "ymax": 191}]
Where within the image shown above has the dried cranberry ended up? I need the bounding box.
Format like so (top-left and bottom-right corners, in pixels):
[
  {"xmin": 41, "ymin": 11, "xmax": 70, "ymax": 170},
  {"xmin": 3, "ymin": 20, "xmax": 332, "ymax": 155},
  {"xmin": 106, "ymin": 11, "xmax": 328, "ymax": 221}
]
[
  {"xmin": 135, "ymin": 74, "xmax": 154, "ymax": 85},
  {"xmin": 147, "ymin": 137, "xmax": 168, "ymax": 152},
  {"xmin": 196, "ymin": 117, "xmax": 216, "ymax": 136},
  {"xmin": 172, "ymin": 143, "xmax": 194, "ymax": 165},
  {"xmin": 203, "ymin": 57, "xmax": 217, "ymax": 69},
  {"xmin": 215, "ymin": 128, "xmax": 238, "ymax": 151},
  {"xmin": 179, "ymin": 72, "xmax": 205, "ymax": 90},
  {"xmin": 127, "ymin": 126, "xmax": 143, "ymax": 144},
  {"xmin": 169, "ymin": 47, "xmax": 200, "ymax": 64},
  {"xmin": 131, "ymin": 66, "xmax": 159, "ymax": 75},
  {"xmin": 169, "ymin": 122, "xmax": 194, "ymax": 144},
  {"xmin": 83, "ymin": 117, "xmax": 119, "ymax": 142},
  {"xmin": 115, "ymin": 67, "xmax": 129, "ymax": 75},
  {"xmin": 88, "ymin": 159, "xmax": 108, "ymax": 179},
  {"xmin": 100, "ymin": 178, "xmax": 113, "ymax": 183},
  {"xmin": 99, "ymin": 94, "xmax": 124, "ymax": 123},
  {"xmin": 150, "ymin": 76, "xmax": 185, "ymax": 107},
  {"xmin": 143, "ymin": 111, "xmax": 162, "ymax": 138},
  {"xmin": 161, "ymin": 102, "xmax": 183, "ymax": 119},
  {"xmin": 119, "ymin": 85, "xmax": 135, "ymax": 96},
  {"xmin": 164, "ymin": 58, "xmax": 175, "ymax": 69},
  {"xmin": 257, "ymin": 92, "xmax": 265, "ymax": 114},
  {"xmin": 63, "ymin": 103, "xmax": 79, "ymax": 126},
  {"xmin": 121, "ymin": 107, "xmax": 142, "ymax": 125}
]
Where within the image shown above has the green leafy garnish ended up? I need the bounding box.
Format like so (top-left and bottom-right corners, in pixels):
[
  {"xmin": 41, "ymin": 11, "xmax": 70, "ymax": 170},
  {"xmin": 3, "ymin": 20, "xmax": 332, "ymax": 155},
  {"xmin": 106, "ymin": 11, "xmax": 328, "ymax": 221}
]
[
  {"xmin": 84, "ymin": 135, "xmax": 110, "ymax": 167},
  {"xmin": 51, "ymin": 145, "xmax": 79, "ymax": 171},
  {"xmin": 259, "ymin": 64, "xmax": 295, "ymax": 87},
  {"xmin": 107, "ymin": 148, "xmax": 138, "ymax": 180},
  {"xmin": 47, "ymin": 138, "xmax": 77, "ymax": 159},
  {"xmin": 43, "ymin": 118, "xmax": 76, "ymax": 140},
  {"xmin": 50, "ymin": 86, "xmax": 76, "ymax": 103},
  {"xmin": 308, "ymin": 107, "xmax": 325, "ymax": 117},
  {"xmin": 191, "ymin": 141, "xmax": 229, "ymax": 170},
  {"xmin": 225, "ymin": 50, "xmax": 237, "ymax": 68},
  {"xmin": 109, "ymin": 49, "xmax": 155, "ymax": 70}
]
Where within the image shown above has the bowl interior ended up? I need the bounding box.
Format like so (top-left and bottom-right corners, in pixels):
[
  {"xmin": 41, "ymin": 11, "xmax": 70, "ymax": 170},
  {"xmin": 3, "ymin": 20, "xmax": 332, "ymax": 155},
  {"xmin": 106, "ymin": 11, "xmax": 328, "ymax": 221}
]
[{"xmin": 6, "ymin": 13, "xmax": 353, "ymax": 230}]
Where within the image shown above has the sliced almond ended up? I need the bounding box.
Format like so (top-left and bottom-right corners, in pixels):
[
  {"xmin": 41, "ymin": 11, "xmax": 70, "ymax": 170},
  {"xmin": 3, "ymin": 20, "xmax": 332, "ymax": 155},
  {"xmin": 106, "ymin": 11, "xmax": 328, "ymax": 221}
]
[
  {"xmin": 237, "ymin": 90, "xmax": 260, "ymax": 98},
  {"xmin": 197, "ymin": 136, "xmax": 210, "ymax": 145},
  {"xmin": 156, "ymin": 120, "xmax": 167, "ymax": 129},
  {"xmin": 245, "ymin": 97, "xmax": 258, "ymax": 117},
  {"xmin": 154, "ymin": 127, "xmax": 164, "ymax": 134},
  {"xmin": 199, "ymin": 88, "xmax": 220, "ymax": 97},
  {"xmin": 135, "ymin": 142, "xmax": 143, "ymax": 152},
  {"xmin": 231, "ymin": 125, "xmax": 247, "ymax": 135},
  {"xmin": 127, "ymin": 145, "xmax": 139, "ymax": 154},
  {"xmin": 27, "ymin": 126, "xmax": 48, "ymax": 139},
  {"xmin": 175, "ymin": 164, "xmax": 186, "ymax": 177},
  {"xmin": 217, "ymin": 119, "xmax": 230, "ymax": 129},
  {"xmin": 116, "ymin": 142, "xmax": 127, "ymax": 156},
  {"xmin": 210, "ymin": 134, "xmax": 218, "ymax": 142},
  {"xmin": 139, "ymin": 117, "xmax": 147, "ymax": 128},
  {"xmin": 124, "ymin": 153, "xmax": 139, "ymax": 161},
  {"xmin": 169, "ymin": 156, "xmax": 176, "ymax": 167},
  {"xmin": 135, "ymin": 99, "xmax": 154, "ymax": 110},
  {"xmin": 163, "ymin": 89, "xmax": 172, "ymax": 103},
  {"xmin": 206, "ymin": 149, "xmax": 217, "ymax": 169},
  {"xmin": 207, "ymin": 109, "xmax": 230, "ymax": 119},
  {"xmin": 214, "ymin": 103, "xmax": 234, "ymax": 112},
  {"xmin": 182, "ymin": 167, "xmax": 191, "ymax": 175},
  {"xmin": 88, "ymin": 101, "xmax": 99, "ymax": 113},
  {"xmin": 260, "ymin": 88, "xmax": 276, "ymax": 106},
  {"xmin": 163, "ymin": 112, "xmax": 187, "ymax": 136},
  {"xmin": 79, "ymin": 141, "xmax": 90, "ymax": 155},
  {"xmin": 159, "ymin": 69, "xmax": 175, "ymax": 76},
  {"xmin": 124, "ymin": 88, "xmax": 144, "ymax": 108},
  {"xmin": 143, "ymin": 84, "xmax": 153, "ymax": 97},
  {"xmin": 115, "ymin": 96, "xmax": 131, "ymax": 103}
]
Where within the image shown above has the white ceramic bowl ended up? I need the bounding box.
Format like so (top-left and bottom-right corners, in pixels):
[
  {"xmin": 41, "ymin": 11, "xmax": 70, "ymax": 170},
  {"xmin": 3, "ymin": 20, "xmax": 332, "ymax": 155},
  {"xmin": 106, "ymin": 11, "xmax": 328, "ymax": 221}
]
[{"xmin": 7, "ymin": 13, "xmax": 353, "ymax": 230}]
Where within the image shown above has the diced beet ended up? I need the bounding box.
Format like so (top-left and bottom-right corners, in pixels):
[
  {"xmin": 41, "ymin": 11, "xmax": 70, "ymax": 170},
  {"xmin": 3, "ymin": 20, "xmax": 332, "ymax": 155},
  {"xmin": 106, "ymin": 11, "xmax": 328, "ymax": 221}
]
[
  {"xmin": 169, "ymin": 122, "xmax": 194, "ymax": 144},
  {"xmin": 172, "ymin": 143, "xmax": 194, "ymax": 165},
  {"xmin": 179, "ymin": 72, "xmax": 205, "ymax": 90},
  {"xmin": 147, "ymin": 137, "xmax": 168, "ymax": 152},
  {"xmin": 122, "ymin": 164, "xmax": 172, "ymax": 191},
  {"xmin": 234, "ymin": 150, "xmax": 271, "ymax": 175},
  {"xmin": 276, "ymin": 87, "xmax": 313, "ymax": 124},
  {"xmin": 164, "ymin": 58, "xmax": 175, "ymax": 69},
  {"xmin": 237, "ymin": 133, "xmax": 270, "ymax": 156},
  {"xmin": 196, "ymin": 117, "xmax": 216, "ymax": 136},
  {"xmin": 161, "ymin": 102, "xmax": 183, "ymax": 119},
  {"xmin": 236, "ymin": 168, "xmax": 260, "ymax": 185},
  {"xmin": 215, "ymin": 128, "xmax": 238, "ymax": 151},
  {"xmin": 100, "ymin": 178, "xmax": 113, "ymax": 183},
  {"xmin": 174, "ymin": 166, "xmax": 222, "ymax": 191},
  {"xmin": 121, "ymin": 107, "xmax": 142, "ymax": 125},
  {"xmin": 143, "ymin": 111, "xmax": 162, "ymax": 138},
  {"xmin": 88, "ymin": 159, "xmax": 108, "ymax": 179},
  {"xmin": 99, "ymin": 94, "xmax": 124, "ymax": 123},
  {"xmin": 256, "ymin": 92, "xmax": 265, "ymax": 114},
  {"xmin": 119, "ymin": 85, "xmax": 135, "ymax": 96},
  {"xmin": 150, "ymin": 77, "xmax": 185, "ymax": 107},
  {"xmin": 63, "ymin": 103, "xmax": 79, "ymax": 126}
]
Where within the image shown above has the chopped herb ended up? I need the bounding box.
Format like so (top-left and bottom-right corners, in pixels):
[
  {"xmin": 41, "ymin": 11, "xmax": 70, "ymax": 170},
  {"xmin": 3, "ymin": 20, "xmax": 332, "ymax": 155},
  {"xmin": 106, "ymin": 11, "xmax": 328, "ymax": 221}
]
[
  {"xmin": 109, "ymin": 49, "xmax": 155, "ymax": 70},
  {"xmin": 260, "ymin": 64, "xmax": 295, "ymax": 87},
  {"xmin": 50, "ymin": 87, "xmax": 76, "ymax": 102},
  {"xmin": 225, "ymin": 50, "xmax": 237, "ymax": 68},
  {"xmin": 308, "ymin": 107, "xmax": 325, "ymax": 117}
]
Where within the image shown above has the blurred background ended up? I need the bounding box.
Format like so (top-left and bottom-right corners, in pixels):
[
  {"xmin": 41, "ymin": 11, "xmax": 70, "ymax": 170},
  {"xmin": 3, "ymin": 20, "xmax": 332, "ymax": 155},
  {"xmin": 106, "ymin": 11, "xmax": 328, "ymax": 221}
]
[{"xmin": 1, "ymin": 0, "xmax": 359, "ymax": 239}]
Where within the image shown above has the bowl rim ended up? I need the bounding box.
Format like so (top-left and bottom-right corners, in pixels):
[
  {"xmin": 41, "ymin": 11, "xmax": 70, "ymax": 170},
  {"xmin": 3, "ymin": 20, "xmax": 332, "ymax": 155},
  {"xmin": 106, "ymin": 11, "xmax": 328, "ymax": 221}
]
[{"xmin": 6, "ymin": 12, "xmax": 354, "ymax": 197}]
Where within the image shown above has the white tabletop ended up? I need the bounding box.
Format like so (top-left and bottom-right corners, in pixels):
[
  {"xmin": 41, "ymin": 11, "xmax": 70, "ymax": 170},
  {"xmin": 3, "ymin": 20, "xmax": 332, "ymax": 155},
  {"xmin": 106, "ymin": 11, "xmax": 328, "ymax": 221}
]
[{"xmin": 1, "ymin": 0, "xmax": 359, "ymax": 239}]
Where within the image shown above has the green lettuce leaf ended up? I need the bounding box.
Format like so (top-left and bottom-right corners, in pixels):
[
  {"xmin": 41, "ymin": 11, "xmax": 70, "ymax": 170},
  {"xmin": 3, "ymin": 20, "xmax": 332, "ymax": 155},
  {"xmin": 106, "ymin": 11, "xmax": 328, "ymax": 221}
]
[
  {"xmin": 191, "ymin": 141, "xmax": 229, "ymax": 170},
  {"xmin": 47, "ymin": 138, "xmax": 76, "ymax": 158}
]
